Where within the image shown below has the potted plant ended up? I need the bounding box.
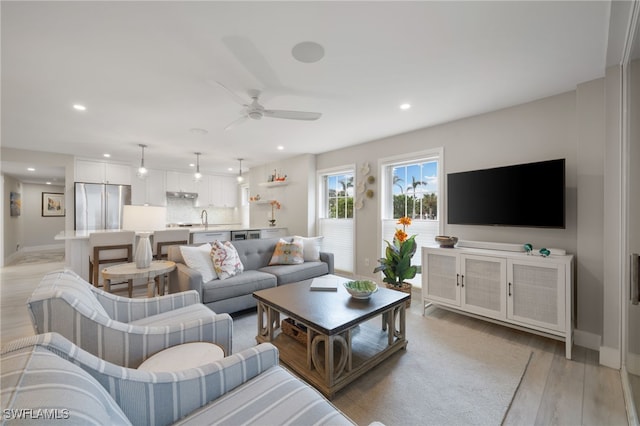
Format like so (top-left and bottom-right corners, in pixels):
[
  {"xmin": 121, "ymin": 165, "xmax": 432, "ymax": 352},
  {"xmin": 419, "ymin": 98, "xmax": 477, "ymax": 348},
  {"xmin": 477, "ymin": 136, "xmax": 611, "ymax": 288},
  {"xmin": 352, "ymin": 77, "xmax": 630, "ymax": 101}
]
[{"xmin": 373, "ymin": 216, "xmax": 417, "ymax": 306}]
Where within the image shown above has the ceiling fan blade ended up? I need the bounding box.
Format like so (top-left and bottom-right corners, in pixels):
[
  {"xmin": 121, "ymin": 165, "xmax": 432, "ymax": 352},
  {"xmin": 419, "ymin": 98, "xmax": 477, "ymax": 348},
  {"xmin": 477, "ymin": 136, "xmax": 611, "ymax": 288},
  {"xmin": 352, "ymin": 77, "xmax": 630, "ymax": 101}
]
[
  {"xmin": 262, "ymin": 110, "xmax": 322, "ymax": 121},
  {"xmin": 211, "ymin": 80, "xmax": 249, "ymax": 107},
  {"xmin": 224, "ymin": 116, "xmax": 249, "ymax": 130}
]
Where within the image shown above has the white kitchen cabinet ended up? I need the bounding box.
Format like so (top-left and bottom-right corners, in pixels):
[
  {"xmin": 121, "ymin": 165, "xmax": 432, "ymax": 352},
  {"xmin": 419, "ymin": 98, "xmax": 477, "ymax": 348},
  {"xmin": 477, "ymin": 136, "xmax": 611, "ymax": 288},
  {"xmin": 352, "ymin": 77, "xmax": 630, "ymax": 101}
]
[
  {"xmin": 207, "ymin": 175, "xmax": 238, "ymax": 208},
  {"xmin": 260, "ymin": 228, "xmax": 288, "ymax": 239},
  {"xmin": 166, "ymin": 171, "xmax": 197, "ymax": 193},
  {"xmin": 75, "ymin": 159, "xmax": 131, "ymax": 185},
  {"xmin": 193, "ymin": 177, "xmax": 209, "ymax": 207},
  {"xmin": 191, "ymin": 231, "xmax": 231, "ymax": 244},
  {"xmin": 422, "ymin": 245, "xmax": 573, "ymax": 358},
  {"xmin": 131, "ymin": 169, "xmax": 166, "ymax": 206}
]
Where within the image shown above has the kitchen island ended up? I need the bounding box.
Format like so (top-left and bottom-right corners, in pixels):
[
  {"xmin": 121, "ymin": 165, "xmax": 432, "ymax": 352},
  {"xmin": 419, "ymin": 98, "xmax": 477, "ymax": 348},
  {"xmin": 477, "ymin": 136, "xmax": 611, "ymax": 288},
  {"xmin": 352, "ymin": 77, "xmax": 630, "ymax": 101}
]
[{"xmin": 55, "ymin": 226, "xmax": 288, "ymax": 281}]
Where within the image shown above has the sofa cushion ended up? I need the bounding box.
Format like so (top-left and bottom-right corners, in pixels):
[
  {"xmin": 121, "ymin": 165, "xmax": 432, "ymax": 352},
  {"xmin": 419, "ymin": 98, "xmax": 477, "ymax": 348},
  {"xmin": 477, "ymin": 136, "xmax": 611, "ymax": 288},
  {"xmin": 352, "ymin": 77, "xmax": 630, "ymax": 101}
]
[
  {"xmin": 174, "ymin": 365, "xmax": 353, "ymax": 426},
  {"xmin": 229, "ymin": 237, "xmax": 283, "ymax": 270},
  {"xmin": 180, "ymin": 243, "xmax": 217, "ymax": 282},
  {"xmin": 1, "ymin": 340, "xmax": 131, "ymax": 425},
  {"xmin": 269, "ymin": 238, "xmax": 304, "ymax": 265},
  {"xmin": 260, "ymin": 261, "xmax": 329, "ymax": 285},
  {"xmin": 211, "ymin": 240, "xmax": 244, "ymax": 280},
  {"xmin": 201, "ymin": 270, "xmax": 277, "ymax": 304}
]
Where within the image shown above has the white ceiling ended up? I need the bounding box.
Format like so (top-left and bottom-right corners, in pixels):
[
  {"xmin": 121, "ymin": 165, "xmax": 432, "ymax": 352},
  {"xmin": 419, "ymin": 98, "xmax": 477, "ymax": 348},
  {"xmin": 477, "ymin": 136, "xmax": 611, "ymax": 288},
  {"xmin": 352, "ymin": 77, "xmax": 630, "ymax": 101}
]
[{"xmin": 1, "ymin": 1, "xmax": 611, "ymax": 183}]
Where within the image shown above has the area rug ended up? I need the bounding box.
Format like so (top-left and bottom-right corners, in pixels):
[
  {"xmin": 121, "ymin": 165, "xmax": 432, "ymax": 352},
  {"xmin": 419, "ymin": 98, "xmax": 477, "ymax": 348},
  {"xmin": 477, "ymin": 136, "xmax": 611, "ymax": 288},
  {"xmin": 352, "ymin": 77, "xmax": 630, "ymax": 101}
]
[{"xmin": 232, "ymin": 308, "xmax": 533, "ymax": 426}]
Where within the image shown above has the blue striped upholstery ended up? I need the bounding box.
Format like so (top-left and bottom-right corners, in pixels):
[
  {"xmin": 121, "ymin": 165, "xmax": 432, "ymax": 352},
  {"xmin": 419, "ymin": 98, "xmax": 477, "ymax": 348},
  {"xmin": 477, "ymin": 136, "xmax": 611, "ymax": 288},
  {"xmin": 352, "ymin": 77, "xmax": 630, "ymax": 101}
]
[
  {"xmin": 175, "ymin": 366, "xmax": 355, "ymax": 426},
  {"xmin": 27, "ymin": 269, "xmax": 233, "ymax": 368},
  {"xmin": 1, "ymin": 334, "xmax": 132, "ymax": 425}
]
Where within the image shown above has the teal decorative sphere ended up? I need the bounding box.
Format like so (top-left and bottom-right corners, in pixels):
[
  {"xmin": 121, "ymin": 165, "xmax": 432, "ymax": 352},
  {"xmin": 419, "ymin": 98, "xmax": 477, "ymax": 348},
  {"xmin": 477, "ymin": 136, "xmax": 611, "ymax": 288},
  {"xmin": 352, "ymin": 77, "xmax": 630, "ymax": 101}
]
[
  {"xmin": 524, "ymin": 243, "xmax": 533, "ymax": 253},
  {"xmin": 539, "ymin": 248, "xmax": 550, "ymax": 257}
]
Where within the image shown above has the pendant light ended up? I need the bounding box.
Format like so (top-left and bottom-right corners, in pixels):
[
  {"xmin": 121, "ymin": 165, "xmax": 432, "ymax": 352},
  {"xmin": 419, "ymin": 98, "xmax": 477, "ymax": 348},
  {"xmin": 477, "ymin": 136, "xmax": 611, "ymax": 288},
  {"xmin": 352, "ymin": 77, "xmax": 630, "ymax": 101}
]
[
  {"xmin": 236, "ymin": 158, "xmax": 244, "ymax": 183},
  {"xmin": 137, "ymin": 144, "xmax": 148, "ymax": 179},
  {"xmin": 194, "ymin": 152, "xmax": 202, "ymax": 181}
]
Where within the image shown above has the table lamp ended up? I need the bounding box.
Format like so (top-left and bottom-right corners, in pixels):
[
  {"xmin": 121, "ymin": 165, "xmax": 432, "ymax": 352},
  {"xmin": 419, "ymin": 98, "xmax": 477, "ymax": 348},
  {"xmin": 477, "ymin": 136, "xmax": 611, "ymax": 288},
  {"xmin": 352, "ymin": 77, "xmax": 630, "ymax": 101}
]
[{"xmin": 122, "ymin": 205, "xmax": 167, "ymax": 268}]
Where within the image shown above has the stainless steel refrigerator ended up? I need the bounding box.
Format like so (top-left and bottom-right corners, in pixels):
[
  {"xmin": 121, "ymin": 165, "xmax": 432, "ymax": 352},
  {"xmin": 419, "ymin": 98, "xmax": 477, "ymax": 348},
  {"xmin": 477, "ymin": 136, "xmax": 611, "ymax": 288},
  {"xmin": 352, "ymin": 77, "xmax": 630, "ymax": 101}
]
[{"xmin": 74, "ymin": 182, "xmax": 131, "ymax": 230}]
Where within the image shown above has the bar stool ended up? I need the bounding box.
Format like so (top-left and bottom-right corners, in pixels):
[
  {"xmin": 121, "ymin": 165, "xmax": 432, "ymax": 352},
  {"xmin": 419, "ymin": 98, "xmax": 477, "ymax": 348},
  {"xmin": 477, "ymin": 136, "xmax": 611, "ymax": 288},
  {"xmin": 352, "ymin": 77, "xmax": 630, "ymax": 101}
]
[
  {"xmin": 153, "ymin": 229, "xmax": 190, "ymax": 260},
  {"xmin": 88, "ymin": 231, "xmax": 135, "ymax": 297},
  {"xmin": 152, "ymin": 229, "xmax": 190, "ymax": 295}
]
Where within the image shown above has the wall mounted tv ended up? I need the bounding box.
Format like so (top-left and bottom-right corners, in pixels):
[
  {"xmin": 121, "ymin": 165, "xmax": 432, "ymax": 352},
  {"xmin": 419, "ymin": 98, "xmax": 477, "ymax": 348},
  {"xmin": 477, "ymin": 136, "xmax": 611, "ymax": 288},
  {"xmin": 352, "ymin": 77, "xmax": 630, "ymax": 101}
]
[{"xmin": 447, "ymin": 158, "xmax": 565, "ymax": 228}]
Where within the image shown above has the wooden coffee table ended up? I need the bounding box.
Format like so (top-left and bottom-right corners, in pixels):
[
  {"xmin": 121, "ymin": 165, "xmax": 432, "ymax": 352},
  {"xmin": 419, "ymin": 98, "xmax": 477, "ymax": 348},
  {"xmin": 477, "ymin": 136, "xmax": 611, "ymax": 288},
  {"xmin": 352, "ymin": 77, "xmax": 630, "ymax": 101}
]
[{"xmin": 253, "ymin": 275, "xmax": 409, "ymax": 398}]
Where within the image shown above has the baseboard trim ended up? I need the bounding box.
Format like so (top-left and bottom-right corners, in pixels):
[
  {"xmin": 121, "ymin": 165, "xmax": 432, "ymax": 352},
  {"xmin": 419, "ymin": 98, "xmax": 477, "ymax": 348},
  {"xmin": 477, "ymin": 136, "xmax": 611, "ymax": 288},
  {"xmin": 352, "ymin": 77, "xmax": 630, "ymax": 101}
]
[
  {"xmin": 627, "ymin": 351, "xmax": 640, "ymax": 376},
  {"xmin": 21, "ymin": 244, "xmax": 65, "ymax": 252},
  {"xmin": 599, "ymin": 345, "xmax": 621, "ymax": 369},
  {"xmin": 621, "ymin": 366, "xmax": 640, "ymax": 426},
  {"xmin": 573, "ymin": 329, "xmax": 601, "ymax": 351}
]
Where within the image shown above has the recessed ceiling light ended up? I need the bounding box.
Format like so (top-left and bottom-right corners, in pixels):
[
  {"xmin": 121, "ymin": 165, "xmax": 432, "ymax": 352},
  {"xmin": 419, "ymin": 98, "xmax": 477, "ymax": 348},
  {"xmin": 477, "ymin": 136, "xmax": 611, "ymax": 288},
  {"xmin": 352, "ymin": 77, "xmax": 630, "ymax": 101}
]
[
  {"xmin": 46, "ymin": 182, "xmax": 52, "ymax": 185},
  {"xmin": 228, "ymin": 167, "xmax": 233, "ymax": 172},
  {"xmin": 73, "ymin": 104, "xmax": 86, "ymax": 111},
  {"xmin": 292, "ymin": 41, "xmax": 325, "ymax": 63},
  {"xmin": 189, "ymin": 163, "xmax": 195, "ymax": 168},
  {"xmin": 399, "ymin": 103, "xmax": 411, "ymax": 110},
  {"xmin": 277, "ymin": 145, "xmax": 284, "ymax": 151},
  {"xmin": 27, "ymin": 167, "xmax": 35, "ymax": 172},
  {"xmin": 103, "ymin": 153, "xmax": 111, "ymax": 158}
]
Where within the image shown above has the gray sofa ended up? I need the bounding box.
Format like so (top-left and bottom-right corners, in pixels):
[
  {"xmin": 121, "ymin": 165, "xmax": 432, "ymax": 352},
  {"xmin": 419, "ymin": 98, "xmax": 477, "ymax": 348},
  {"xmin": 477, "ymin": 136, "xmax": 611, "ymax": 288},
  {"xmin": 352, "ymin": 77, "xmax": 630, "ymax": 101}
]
[
  {"xmin": 0, "ymin": 332, "xmax": 354, "ymax": 426},
  {"xmin": 168, "ymin": 236, "xmax": 334, "ymax": 313}
]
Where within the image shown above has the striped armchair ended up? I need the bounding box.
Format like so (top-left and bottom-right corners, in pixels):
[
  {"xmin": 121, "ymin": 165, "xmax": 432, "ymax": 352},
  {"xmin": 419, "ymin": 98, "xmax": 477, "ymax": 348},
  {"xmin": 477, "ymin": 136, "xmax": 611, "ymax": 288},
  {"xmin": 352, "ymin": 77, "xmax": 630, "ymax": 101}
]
[
  {"xmin": 27, "ymin": 269, "xmax": 233, "ymax": 368},
  {"xmin": 1, "ymin": 333, "xmax": 354, "ymax": 426}
]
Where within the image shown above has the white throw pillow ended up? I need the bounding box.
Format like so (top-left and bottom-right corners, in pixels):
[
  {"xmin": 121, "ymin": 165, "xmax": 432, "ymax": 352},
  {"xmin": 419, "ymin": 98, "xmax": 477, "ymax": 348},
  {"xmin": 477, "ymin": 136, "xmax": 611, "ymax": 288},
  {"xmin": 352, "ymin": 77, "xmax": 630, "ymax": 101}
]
[
  {"xmin": 180, "ymin": 243, "xmax": 218, "ymax": 282},
  {"xmin": 293, "ymin": 236, "xmax": 324, "ymax": 261}
]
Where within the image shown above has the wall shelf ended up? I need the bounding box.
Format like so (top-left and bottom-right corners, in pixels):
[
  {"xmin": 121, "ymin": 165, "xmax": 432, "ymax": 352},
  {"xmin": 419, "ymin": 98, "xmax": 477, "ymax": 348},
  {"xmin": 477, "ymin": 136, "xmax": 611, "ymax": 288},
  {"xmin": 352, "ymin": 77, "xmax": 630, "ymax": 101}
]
[{"xmin": 258, "ymin": 181, "xmax": 289, "ymax": 188}]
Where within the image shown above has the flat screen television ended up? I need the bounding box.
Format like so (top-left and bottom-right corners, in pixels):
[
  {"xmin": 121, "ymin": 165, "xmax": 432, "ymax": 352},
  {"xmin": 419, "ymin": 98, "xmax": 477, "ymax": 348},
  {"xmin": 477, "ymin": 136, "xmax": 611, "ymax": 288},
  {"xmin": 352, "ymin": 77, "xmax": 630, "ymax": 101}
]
[{"xmin": 447, "ymin": 158, "xmax": 565, "ymax": 228}]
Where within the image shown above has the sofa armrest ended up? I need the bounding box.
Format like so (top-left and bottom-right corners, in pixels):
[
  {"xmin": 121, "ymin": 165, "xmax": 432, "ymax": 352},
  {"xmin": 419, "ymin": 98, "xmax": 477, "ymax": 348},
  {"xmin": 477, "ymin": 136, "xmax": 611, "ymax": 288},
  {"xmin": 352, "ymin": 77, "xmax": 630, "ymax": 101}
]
[
  {"xmin": 94, "ymin": 289, "xmax": 201, "ymax": 322},
  {"xmin": 169, "ymin": 263, "xmax": 204, "ymax": 297},
  {"xmin": 320, "ymin": 252, "xmax": 334, "ymax": 274},
  {"xmin": 3, "ymin": 333, "xmax": 278, "ymax": 426}
]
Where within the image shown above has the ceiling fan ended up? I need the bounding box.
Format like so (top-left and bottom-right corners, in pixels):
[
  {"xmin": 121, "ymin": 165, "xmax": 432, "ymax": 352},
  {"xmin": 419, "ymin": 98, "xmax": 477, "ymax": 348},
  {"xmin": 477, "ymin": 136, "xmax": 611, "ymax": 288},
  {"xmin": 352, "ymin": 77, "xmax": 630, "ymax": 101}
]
[{"xmin": 215, "ymin": 82, "xmax": 322, "ymax": 130}]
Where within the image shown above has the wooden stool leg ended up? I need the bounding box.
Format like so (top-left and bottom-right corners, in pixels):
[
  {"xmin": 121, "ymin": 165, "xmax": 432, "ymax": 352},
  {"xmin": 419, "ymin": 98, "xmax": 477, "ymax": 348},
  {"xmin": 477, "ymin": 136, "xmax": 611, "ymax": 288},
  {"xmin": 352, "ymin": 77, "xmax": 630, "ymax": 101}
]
[
  {"xmin": 92, "ymin": 262, "xmax": 100, "ymax": 288},
  {"xmin": 128, "ymin": 279, "xmax": 133, "ymax": 298}
]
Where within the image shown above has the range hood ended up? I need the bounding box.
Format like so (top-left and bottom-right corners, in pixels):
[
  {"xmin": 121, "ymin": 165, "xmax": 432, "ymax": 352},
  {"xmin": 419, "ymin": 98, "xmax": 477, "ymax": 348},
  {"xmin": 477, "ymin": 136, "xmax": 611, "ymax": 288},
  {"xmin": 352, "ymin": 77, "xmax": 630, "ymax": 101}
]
[{"xmin": 166, "ymin": 191, "xmax": 198, "ymax": 199}]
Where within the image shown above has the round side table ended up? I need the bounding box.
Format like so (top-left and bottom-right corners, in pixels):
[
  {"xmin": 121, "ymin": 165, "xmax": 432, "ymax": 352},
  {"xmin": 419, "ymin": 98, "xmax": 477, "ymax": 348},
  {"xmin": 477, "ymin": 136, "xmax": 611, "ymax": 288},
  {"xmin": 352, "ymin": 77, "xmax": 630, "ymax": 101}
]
[{"xmin": 102, "ymin": 260, "xmax": 175, "ymax": 297}]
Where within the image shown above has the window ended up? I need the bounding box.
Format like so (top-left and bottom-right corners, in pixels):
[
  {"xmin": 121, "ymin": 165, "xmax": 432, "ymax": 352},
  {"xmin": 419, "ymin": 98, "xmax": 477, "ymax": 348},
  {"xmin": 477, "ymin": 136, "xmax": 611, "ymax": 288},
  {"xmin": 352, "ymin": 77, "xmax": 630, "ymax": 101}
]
[
  {"xmin": 325, "ymin": 173, "xmax": 354, "ymax": 219},
  {"xmin": 380, "ymin": 149, "xmax": 443, "ymax": 282},
  {"xmin": 318, "ymin": 168, "xmax": 355, "ymax": 274},
  {"xmin": 391, "ymin": 161, "xmax": 438, "ymax": 220}
]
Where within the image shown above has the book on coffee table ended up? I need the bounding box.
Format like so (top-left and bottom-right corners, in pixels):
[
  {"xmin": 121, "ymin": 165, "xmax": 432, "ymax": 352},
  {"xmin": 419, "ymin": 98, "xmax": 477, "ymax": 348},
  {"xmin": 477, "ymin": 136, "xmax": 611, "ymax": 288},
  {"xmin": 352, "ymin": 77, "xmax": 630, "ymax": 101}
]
[{"xmin": 309, "ymin": 276, "xmax": 339, "ymax": 291}]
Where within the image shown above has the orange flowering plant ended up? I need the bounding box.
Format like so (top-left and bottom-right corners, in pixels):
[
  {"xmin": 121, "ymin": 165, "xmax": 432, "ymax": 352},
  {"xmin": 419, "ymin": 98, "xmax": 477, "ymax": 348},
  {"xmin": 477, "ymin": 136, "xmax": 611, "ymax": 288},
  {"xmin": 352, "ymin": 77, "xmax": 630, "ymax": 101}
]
[{"xmin": 373, "ymin": 216, "xmax": 418, "ymax": 287}]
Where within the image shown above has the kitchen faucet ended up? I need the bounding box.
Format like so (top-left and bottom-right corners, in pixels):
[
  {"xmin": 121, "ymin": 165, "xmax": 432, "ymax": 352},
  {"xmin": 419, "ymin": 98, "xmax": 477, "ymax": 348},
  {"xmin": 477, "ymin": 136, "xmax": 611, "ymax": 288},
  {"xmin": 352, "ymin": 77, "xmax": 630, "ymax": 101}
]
[{"xmin": 201, "ymin": 209, "xmax": 208, "ymax": 229}]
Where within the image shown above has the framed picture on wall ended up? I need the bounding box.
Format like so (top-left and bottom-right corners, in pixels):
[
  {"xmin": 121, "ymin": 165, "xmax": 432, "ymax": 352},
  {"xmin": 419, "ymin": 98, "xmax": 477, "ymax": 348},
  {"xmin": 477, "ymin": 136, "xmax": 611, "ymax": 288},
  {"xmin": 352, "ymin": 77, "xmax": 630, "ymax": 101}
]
[
  {"xmin": 42, "ymin": 192, "xmax": 65, "ymax": 217},
  {"xmin": 10, "ymin": 192, "xmax": 21, "ymax": 217}
]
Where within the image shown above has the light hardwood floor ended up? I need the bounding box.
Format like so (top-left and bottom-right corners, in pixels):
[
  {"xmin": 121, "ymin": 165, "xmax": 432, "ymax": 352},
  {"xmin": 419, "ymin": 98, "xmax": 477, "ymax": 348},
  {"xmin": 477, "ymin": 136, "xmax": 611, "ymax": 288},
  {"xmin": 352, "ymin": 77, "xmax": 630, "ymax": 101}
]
[{"xmin": 0, "ymin": 255, "xmax": 630, "ymax": 426}]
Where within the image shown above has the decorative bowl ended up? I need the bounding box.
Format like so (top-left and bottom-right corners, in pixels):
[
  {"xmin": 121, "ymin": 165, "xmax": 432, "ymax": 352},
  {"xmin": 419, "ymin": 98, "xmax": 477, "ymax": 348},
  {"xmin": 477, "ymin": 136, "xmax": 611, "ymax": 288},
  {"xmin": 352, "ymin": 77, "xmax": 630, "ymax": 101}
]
[
  {"xmin": 343, "ymin": 280, "xmax": 378, "ymax": 299},
  {"xmin": 435, "ymin": 235, "xmax": 458, "ymax": 248}
]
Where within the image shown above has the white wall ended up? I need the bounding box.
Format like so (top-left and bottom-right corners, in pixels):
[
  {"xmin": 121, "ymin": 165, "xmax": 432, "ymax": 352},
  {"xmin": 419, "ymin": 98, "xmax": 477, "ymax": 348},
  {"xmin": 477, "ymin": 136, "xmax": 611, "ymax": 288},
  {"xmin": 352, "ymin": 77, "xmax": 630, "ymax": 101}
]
[
  {"xmin": 248, "ymin": 154, "xmax": 316, "ymax": 236},
  {"xmin": 21, "ymin": 183, "xmax": 65, "ymax": 249}
]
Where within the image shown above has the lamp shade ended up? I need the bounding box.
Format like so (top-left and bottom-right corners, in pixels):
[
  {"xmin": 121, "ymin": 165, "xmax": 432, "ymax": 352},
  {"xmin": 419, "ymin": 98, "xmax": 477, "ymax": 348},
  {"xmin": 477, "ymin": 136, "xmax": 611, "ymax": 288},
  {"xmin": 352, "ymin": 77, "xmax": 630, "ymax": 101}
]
[{"xmin": 122, "ymin": 205, "xmax": 167, "ymax": 231}]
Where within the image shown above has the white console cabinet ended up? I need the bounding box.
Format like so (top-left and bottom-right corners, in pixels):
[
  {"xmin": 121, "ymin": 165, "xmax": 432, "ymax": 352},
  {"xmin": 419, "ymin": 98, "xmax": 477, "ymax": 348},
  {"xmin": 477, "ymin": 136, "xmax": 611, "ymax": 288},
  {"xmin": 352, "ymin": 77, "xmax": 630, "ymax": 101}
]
[{"xmin": 422, "ymin": 246, "xmax": 573, "ymax": 358}]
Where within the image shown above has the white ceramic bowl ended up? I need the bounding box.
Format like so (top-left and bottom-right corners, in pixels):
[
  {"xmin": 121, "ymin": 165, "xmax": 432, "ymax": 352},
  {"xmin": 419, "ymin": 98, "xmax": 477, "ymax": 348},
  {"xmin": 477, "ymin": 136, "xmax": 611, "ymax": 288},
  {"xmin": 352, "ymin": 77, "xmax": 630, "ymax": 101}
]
[{"xmin": 343, "ymin": 280, "xmax": 378, "ymax": 299}]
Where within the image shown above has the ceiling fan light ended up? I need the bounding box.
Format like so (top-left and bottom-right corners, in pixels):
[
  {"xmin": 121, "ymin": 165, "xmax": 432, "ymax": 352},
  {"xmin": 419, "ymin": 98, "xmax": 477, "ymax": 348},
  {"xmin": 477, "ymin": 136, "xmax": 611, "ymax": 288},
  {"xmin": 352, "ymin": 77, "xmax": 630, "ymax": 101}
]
[{"xmin": 248, "ymin": 111, "xmax": 262, "ymax": 120}]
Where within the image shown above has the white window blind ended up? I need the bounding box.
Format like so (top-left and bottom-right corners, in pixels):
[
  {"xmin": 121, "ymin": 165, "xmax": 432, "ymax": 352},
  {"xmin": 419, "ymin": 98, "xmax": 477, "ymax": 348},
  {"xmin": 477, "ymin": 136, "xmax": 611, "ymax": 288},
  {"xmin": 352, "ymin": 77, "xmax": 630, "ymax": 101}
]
[{"xmin": 319, "ymin": 218, "xmax": 354, "ymax": 273}]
